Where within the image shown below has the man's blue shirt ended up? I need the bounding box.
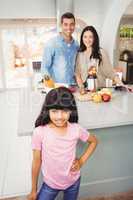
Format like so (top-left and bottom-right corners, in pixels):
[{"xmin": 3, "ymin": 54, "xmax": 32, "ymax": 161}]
[{"xmin": 41, "ymin": 34, "xmax": 79, "ymax": 84}]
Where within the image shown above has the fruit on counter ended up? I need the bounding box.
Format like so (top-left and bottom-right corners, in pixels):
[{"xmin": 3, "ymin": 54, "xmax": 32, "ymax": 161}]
[
  {"xmin": 43, "ymin": 75, "xmax": 55, "ymax": 88},
  {"xmin": 76, "ymin": 88, "xmax": 112, "ymax": 103},
  {"xmin": 91, "ymin": 92, "xmax": 96, "ymax": 98},
  {"xmin": 98, "ymin": 88, "xmax": 112, "ymax": 97},
  {"xmin": 92, "ymin": 93, "xmax": 102, "ymax": 103},
  {"xmin": 91, "ymin": 89, "xmax": 112, "ymax": 103},
  {"xmin": 75, "ymin": 92, "xmax": 92, "ymax": 101},
  {"xmin": 101, "ymin": 93, "xmax": 111, "ymax": 102}
]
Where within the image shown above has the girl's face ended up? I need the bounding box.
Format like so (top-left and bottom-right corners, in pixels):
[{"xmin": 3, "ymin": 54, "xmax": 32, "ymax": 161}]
[
  {"xmin": 49, "ymin": 109, "xmax": 71, "ymax": 127},
  {"xmin": 83, "ymin": 30, "xmax": 94, "ymax": 48}
]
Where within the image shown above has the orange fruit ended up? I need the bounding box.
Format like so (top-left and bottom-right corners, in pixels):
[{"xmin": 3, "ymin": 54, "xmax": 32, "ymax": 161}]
[{"xmin": 43, "ymin": 75, "xmax": 55, "ymax": 88}]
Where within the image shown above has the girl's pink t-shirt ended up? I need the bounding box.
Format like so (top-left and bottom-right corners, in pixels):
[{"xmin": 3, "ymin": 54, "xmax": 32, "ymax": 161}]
[{"xmin": 32, "ymin": 122, "xmax": 89, "ymax": 189}]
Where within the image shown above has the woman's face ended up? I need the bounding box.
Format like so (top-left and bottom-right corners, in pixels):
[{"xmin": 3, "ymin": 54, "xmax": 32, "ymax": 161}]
[
  {"xmin": 49, "ymin": 109, "xmax": 71, "ymax": 127},
  {"xmin": 82, "ymin": 30, "xmax": 94, "ymax": 49}
]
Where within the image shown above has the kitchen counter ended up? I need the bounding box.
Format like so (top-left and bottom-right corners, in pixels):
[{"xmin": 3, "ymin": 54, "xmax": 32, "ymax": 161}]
[
  {"xmin": 17, "ymin": 89, "xmax": 133, "ymax": 135},
  {"xmin": 77, "ymin": 91, "xmax": 133, "ymax": 129}
]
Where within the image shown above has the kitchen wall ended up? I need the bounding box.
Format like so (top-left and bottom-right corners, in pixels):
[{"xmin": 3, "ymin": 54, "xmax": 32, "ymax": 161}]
[
  {"xmin": 125, "ymin": 1, "xmax": 133, "ymax": 15},
  {"xmin": 0, "ymin": 0, "xmax": 56, "ymax": 18},
  {"xmin": 112, "ymin": 1, "xmax": 133, "ymax": 65},
  {"xmin": 0, "ymin": 0, "xmax": 133, "ymax": 62},
  {"xmin": 74, "ymin": 0, "xmax": 103, "ymax": 36},
  {"xmin": 0, "ymin": 0, "xmax": 109, "ymax": 35},
  {"xmin": 121, "ymin": 16, "xmax": 133, "ymax": 25},
  {"xmin": 101, "ymin": 0, "xmax": 133, "ymax": 64},
  {"xmin": 74, "ymin": 0, "xmax": 115, "ymax": 37}
]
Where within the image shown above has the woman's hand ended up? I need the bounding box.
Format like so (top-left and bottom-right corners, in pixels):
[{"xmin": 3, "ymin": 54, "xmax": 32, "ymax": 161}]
[
  {"xmin": 70, "ymin": 159, "xmax": 82, "ymax": 172},
  {"xmin": 27, "ymin": 191, "xmax": 37, "ymax": 200},
  {"xmin": 121, "ymin": 85, "xmax": 133, "ymax": 92},
  {"xmin": 114, "ymin": 75, "xmax": 124, "ymax": 86},
  {"xmin": 79, "ymin": 87, "xmax": 86, "ymax": 95}
]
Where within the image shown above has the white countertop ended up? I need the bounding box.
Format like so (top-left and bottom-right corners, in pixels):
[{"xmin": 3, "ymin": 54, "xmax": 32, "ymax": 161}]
[
  {"xmin": 17, "ymin": 89, "xmax": 133, "ymax": 135},
  {"xmin": 77, "ymin": 92, "xmax": 133, "ymax": 129}
]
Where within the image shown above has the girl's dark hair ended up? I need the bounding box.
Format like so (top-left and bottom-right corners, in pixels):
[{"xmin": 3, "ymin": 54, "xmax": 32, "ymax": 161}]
[
  {"xmin": 79, "ymin": 26, "xmax": 102, "ymax": 65},
  {"xmin": 35, "ymin": 87, "xmax": 78, "ymax": 127}
]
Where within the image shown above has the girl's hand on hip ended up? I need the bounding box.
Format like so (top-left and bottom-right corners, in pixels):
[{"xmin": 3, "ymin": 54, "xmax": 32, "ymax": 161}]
[{"xmin": 70, "ymin": 159, "xmax": 82, "ymax": 172}]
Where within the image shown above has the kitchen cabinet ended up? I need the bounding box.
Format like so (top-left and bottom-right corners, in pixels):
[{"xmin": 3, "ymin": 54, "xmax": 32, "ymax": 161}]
[
  {"xmin": 0, "ymin": 91, "xmax": 32, "ymax": 198},
  {"xmin": 119, "ymin": 60, "xmax": 133, "ymax": 84},
  {"xmin": 2, "ymin": 136, "xmax": 32, "ymax": 197},
  {"xmin": 0, "ymin": 92, "xmax": 15, "ymax": 197}
]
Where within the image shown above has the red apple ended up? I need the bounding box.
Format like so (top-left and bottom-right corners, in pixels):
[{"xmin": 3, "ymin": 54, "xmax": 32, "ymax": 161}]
[{"xmin": 102, "ymin": 93, "xmax": 111, "ymax": 102}]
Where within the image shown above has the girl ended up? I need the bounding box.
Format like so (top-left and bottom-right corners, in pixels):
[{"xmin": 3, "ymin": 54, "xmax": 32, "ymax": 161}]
[
  {"xmin": 28, "ymin": 87, "xmax": 97, "ymax": 200},
  {"xmin": 75, "ymin": 26, "xmax": 123, "ymax": 94}
]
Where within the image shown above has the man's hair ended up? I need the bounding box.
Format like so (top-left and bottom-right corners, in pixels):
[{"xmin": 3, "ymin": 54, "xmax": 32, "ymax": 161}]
[{"xmin": 61, "ymin": 12, "xmax": 75, "ymax": 23}]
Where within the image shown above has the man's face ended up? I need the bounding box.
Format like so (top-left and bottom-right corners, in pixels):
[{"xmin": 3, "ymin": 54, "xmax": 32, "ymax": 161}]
[{"xmin": 61, "ymin": 18, "xmax": 75, "ymax": 38}]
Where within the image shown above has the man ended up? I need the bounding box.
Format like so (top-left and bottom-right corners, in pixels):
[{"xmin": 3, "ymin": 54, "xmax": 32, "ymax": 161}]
[{"xmin": 41, "ymin": 12, "xmax": 79, "ymax": 85}]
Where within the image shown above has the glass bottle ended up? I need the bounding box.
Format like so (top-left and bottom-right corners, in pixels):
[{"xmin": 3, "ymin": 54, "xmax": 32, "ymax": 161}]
[{"xmin": 87, "ymin": 66, "xmax": 97, "ymax": 92}]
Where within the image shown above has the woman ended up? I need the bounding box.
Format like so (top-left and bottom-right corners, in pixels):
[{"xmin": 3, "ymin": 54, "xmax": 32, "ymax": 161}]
[{"xmin": 75, "ymin": 26, "xmax": 122, "ymax": 94}]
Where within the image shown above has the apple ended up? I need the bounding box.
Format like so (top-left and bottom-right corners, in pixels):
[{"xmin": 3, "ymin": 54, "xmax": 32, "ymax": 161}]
[{"xmin": 101, "ymin": 93, "xmax": 111, "ymax": 102}]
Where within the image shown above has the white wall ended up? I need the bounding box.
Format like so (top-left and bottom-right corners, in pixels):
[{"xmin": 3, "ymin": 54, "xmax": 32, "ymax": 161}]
[
  {"xmin": 125, "ymin": 0, "xmax": 133, "ymax": 15},
  {"xmin": 74, "ymin": 0, "xmax": 104, "ymax": 36},
  {"xmin": 99, "ymin": 0, "xmax": 115, "ymax": 28},
  {"xmin": 0, "ymin": 0, "xmax": 56, "ymax": 18},
  {"xmin": 56, "ymin": 0, "xmax": 74, "ymax": 31},
  {"xmin": 0, "ymin": 0, "xmax": 133, "ymax": 63},
  {"xmin": 74, "ymin": 0, "xmax": 118, "ymax": 41}
]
